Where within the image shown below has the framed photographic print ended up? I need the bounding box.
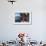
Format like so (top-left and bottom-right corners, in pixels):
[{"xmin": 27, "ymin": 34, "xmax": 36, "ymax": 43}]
[{"xmin": 13, "ymin": 11, "xmax": 32, "ymax": 25}]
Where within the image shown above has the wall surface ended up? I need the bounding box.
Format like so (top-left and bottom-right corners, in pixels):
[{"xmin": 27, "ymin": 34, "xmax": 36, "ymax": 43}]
[{"xmin": 0, "ymin": 0, "xmax": 46, "ymax": 42}]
